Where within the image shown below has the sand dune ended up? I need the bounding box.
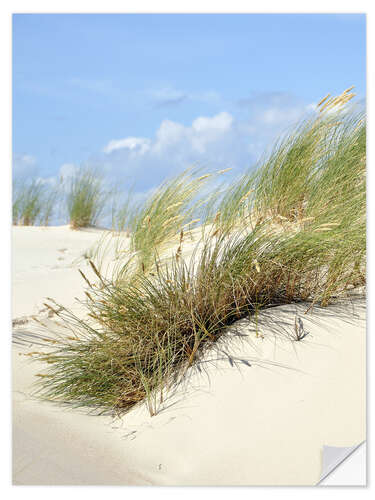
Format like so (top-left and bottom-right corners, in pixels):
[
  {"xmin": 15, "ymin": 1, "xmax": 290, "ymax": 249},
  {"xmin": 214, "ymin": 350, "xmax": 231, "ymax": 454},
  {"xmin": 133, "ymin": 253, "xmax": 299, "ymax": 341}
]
[{"xmin": 12, "ymin": 226, "xmax": 366, "ymax": 485}]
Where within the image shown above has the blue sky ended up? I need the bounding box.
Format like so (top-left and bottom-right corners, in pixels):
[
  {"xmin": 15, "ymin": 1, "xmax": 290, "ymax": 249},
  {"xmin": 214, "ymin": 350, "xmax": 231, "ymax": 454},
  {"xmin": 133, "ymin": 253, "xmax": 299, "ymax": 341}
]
[{"xmin": 13, "ymin": 14, "xmax": 366, "ymax": 192}]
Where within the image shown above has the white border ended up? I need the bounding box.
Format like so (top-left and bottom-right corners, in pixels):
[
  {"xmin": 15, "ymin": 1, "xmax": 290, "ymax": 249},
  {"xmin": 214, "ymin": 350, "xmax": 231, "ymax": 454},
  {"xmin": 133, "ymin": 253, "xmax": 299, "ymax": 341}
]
[{"xmin": 1, "ymin": 2, "xmax": 373, "ymax": 499}]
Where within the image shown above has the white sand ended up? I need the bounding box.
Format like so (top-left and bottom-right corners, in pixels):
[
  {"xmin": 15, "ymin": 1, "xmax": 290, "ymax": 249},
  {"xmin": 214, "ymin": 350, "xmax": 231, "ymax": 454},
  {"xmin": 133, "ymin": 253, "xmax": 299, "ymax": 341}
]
[{"xmin": 12, "ymin": 226, "xmax": 366, "ymax": 485}]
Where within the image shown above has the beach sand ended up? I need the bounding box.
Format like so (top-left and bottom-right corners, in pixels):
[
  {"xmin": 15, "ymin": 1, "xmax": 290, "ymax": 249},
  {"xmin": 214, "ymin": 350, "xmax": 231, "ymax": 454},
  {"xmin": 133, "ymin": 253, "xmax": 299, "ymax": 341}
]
[{"xmin": 12, "ymin": 226, "xmax": 366, "ymax": 485}]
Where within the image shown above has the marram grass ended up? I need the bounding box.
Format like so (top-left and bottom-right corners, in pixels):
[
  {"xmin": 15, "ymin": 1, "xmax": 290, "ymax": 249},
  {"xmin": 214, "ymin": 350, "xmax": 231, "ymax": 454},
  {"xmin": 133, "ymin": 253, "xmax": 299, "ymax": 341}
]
[
  {"xmin": 66, "ymin": 166, "xmax": 108, "ymax": 229},
  {"xmin": 30, "ymin": 90, "xmax": 366, "ymax": 416},
  {"xmin": 12, "ymin": 178, "xmax": 59, "ymax": 226}
]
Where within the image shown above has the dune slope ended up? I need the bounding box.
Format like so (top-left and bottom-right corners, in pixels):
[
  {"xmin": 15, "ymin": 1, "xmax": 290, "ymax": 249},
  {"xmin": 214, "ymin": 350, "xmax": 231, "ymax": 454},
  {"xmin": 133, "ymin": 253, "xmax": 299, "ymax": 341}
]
[{"xmin": 12, "ymin": 226, "xmax": 365, "ymax": 485}]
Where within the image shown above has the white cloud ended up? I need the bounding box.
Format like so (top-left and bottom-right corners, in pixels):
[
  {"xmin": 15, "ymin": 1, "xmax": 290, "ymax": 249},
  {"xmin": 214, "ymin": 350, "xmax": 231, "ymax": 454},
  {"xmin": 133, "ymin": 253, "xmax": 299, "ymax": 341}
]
[
  {"xmin": 153, "ymin": 120, "xmax": 187, "ymax": 153},
  {"xmin": 97, "ymin": 103, "xmax": 309, "ymax": 191},
  {"xmin": 103, "ymin": 137, "xmax": 151, "ymax": 155},
  {"xmin": 103, "ymin": 112, "xmax": 236, "ymax": 162},
  {"xmin": 192, "ymin": 112, "xmax": 233, "ymax": 133}
]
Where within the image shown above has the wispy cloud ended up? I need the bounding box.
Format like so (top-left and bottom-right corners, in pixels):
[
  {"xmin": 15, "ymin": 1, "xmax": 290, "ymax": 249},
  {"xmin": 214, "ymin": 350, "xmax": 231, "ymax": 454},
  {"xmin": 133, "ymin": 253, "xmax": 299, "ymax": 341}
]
[
  {"xmin": 148, "ymin": 86, "xmax": 188, "ymax": 108},
  {"xmin": 146, "ymin": 85, "xmax": 222, "ymax": 108},
  {"xmin": 155, "ymin": 94, "xmax": 188, "ymax": 108}
]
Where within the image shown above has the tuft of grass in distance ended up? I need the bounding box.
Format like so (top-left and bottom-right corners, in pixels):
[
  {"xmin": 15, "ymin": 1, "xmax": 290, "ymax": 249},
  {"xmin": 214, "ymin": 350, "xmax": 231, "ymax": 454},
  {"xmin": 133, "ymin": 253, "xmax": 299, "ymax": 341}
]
[
  {"xmin": 31, "ymin": 88, "xmax": 366, "ymax": 416},
  {"xmin": 66, "ymin": 167, "xmax": 107, "ymax": 229},
  {"xmin": 13, "ymin": 178, "xmax": 59, "ymax": 226}
]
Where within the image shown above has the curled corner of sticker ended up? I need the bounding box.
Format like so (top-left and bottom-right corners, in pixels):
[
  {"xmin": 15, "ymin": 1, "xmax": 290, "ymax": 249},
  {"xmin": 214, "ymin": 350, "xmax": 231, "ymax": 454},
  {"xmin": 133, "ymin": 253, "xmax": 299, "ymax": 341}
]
[{"xmin": 318, "ymin": 441, "xmax": 365, "ymax": 484}]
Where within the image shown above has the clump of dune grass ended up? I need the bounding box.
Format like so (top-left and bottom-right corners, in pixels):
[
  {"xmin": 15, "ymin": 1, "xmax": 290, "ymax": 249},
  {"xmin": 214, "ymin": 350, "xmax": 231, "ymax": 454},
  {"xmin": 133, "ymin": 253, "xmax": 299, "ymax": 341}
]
[
  {"xmin": 104, "ymin": 168, "xmax": 232, "ymax": 282},
  {"xmin": 12, "ymin": 178, "xmax": 59, "ymax": 226},
  {"xmin": 13, "ymin": 178, "xmax": 44, "ymax": 225},
  {"xmin": 65, "ymin": 167, "xmax": 107, "ymax": 229},
  {"xmin": 252, "ymin": 88, "xmax": 360, "ymax": 224},
  {"xmin": 31, "ymin": 89, "xmax": 366, "ymax": 416}
]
